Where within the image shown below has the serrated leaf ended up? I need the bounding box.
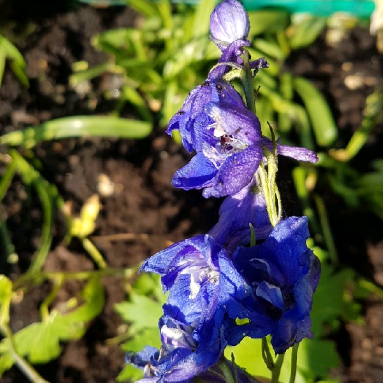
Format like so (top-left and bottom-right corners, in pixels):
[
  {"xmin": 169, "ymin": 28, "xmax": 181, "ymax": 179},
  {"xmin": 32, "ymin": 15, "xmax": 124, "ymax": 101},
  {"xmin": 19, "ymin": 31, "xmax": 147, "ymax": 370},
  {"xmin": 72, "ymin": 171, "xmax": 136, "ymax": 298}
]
[
  {"xmin": 115, "ymin": 292, "xmax": 163, "ymax": 333},
  {"xmin": 0, "ymin": 277, "xmax": 104, "ymax": 367}
]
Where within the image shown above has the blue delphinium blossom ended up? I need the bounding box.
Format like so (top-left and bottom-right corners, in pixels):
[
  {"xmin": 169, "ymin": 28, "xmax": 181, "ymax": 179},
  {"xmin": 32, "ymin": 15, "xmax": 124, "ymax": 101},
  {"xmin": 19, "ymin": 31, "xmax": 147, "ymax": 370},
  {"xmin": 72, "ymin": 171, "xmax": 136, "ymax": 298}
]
[
  {"xmin": 129, "ymin": 234, "xmax": 250, "ymax": 381},
  {"xmin": 126, "ymin": 0, "xmax": 322, "ymax": 380},
  {"xmin": 126, "ymin": 314, "xmax": 224, "ymax": 382},
  {"xmin": 141, "ymin": 234, "xmax": 247, "ymax": 327},
  {"xmin": 171, "ymin": 98, "xmax": 318, "ymax": 198},
  {"xmin": 172, "ymin": 102, "xmax": 263, "ymax": 198},
  {"xmin": 209, "ymin": 179, "xmax": 272, "ymax": 252},
  {"xmin": 167, "ymin": 80, "xmax": 246, "ymax": 153},
  {"xmin": 228, "ymin": 216, "xmax": 321, "ymax": 354}
]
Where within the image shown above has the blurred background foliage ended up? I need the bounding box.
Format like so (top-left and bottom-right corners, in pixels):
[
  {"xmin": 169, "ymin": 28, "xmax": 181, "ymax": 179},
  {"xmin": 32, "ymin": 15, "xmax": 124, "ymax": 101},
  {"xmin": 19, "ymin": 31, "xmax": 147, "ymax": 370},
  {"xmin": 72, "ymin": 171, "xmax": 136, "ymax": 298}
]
[{"xmin": 0, "ymin": 0, "xmax": 382, "ymax": 382}]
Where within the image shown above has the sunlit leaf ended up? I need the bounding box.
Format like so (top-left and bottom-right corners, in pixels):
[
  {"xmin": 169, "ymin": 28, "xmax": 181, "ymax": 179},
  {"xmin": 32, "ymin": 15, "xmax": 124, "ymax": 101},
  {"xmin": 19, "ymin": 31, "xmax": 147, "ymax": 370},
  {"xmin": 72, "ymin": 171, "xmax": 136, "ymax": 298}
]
[
  {"xmin": 0, "ymin": 277, "xmax": 104, "ymax": 366},
  {"xmin": 121, "ymin": 327, "xmax": 160, "ymax": 353},
  {"xmin": 247, "ymin": 10, "xmax": 290, "ymax": 37},
  {"xmin": 226, "ymin": 336, "xmax": 340, "ymax": 383},
  {"xmin": 117, "ymin": 363, "xmax": 144, "ymax": 382},
  {"xmin": 288, "ymin": 17, "xmax": 327, "ymax": 50},
  {"xmin": 0, "ymin": 116, "xmax": 152, "ymax": 149},
  {"xmin": 293, "ymin": 76, "xmax": 338, "ymax": 147},
  {"xmin": 0, "ymin": 276, "xmax": 12, "ymax": 325},
  {"xmin": 311, "ymin": 262, "xmax": 358, "ymax": 337},
  {"xmin": 0, "ymin": 34, "xmax": 29, "ymax": 87},
  {"xmin": 115, "ymin": 292, "xmax": 164, "ymax": 334}
]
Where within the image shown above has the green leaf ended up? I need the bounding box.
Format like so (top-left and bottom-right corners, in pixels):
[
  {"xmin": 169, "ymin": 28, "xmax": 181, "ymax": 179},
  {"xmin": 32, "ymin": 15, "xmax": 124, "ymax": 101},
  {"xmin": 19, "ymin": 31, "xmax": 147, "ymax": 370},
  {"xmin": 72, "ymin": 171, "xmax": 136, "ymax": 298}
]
[
  {"xmin": 132, "ymin": 273, "xmax": 164, "ymax": 300},
  {"xmin": 117, "ymin": 363, "xmax": 144, "ymax": 382},
  {"xmin": 0, "ymin": 277, "xmax": 104, "ymax": 366},
  {"xmin": 0, "ymin": 116, "xmax": 152, "ymax": 148},
  {"xmin": 0, "ymin": 34, "xmax": 29, "ymax": 87},
  {"xmin": 293, "ymin": 76, "xmax": 338, "ymax": 147},
  {"xmin": 288, "ymin": 17, "xmax": 327, "ymax": 50},
  {"xmin": 124, "ymin": 0, "xmax": 159, "ymax": 18},
  {"xmin": 0, "ymin": 276, "xmax": 12, "ymax": 325},
  {"xmin": 311, "ymin": 262, "xmax": 358, "ymax": 336},
  {"xmin": 192, "ymin": 0, "xmax": 216, "ymax": 38},
  {"xmin": 226, "ymin": 336, "xmax": 340, "ymax": 383},
  {"xmin": 163, "ymin": 37, "xmax": 212, "ymax": 79},
  {"xmin": 115, "ymin": 292, "xmax": 164, "ymax": 333},
  {"xmin": 0, "ymin": 353, "xmax": 13, "ymax": 377},
  {"xmin": 121, "ymin": 327, "xmax": 160, "ymax": 353},
  {"xmin": 253, "ymin": 38, "xmax": 286, "ymax": 60},
  {"xmin": 247, "ymin": 10, "xmax": 290, "ymax": 37},
  {"xmin": 255, "ymin": 96, "xmax": 274, "ymax": 138},
  {"xmin": 9, "ymin": 150, "xmax": 59, "ymax": 273}
]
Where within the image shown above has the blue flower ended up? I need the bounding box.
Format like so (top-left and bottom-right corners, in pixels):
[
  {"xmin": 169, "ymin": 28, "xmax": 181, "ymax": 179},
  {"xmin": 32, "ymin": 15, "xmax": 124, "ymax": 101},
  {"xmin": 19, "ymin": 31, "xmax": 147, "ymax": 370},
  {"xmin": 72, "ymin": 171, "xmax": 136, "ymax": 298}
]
[
  {"xmin": 172, "ymin": 102, "xmax": 263, "ymax": 198},
  {"xmin": 167, "ymin": 80, "xmax": 246, "ymax": 153},
  {"xmin": 128, "ymin": 235, "xmax": 250, "ymax": 382},
  {"xmin": 126, "ymin": 316, "xmax": 207, "ymax": 382},
  {"xmin": 229, "ymin": 216, "xmax": 321, "ymax": 354},
  {"xmin": 141, "ymin": 234, "xmax": 247, "ymax": 327},
  {"xmin": 126, "ymin": 322, "xmax": 261, "ymax": 383},
  {"xmin": 209, "ymin": 180, "xmax": 272, "ymax": 252}
]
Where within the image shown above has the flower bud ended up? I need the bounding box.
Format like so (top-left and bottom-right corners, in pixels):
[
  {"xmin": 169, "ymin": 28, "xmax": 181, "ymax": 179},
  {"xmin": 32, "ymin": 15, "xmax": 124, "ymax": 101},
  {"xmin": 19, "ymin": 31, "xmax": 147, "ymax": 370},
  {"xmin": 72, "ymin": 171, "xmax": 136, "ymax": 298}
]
[{"xmin": 210, "ymin": 0, "xmax": 250, "ymax": 49}]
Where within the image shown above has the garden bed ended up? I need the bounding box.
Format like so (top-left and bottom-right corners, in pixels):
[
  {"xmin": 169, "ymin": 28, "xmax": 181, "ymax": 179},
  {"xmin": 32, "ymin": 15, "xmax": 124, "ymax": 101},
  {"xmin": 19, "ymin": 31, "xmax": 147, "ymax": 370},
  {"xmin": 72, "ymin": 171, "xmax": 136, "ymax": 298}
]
[{"xmin": 0, "ymin": 4, "xmax": 383, "ymax": 383}]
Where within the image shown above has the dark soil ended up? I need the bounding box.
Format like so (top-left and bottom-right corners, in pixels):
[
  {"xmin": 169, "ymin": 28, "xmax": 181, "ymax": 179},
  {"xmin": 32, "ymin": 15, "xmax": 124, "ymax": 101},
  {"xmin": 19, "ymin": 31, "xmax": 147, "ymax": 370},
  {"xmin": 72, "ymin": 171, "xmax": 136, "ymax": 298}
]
[{"xmin": 0, "ymin": 5, "xmax": 383, "ymax": 383}]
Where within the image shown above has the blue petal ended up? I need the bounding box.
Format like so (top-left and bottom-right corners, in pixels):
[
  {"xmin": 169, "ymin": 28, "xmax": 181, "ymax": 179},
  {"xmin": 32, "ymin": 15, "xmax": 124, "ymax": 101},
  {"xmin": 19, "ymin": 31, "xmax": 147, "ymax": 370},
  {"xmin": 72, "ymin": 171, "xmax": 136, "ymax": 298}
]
[
  {"xmin": 262, "ymin": 137, "xmax": 318, "ymax": 163},
  {"xmin": 203, "ymin": 145, "xmax": 262, "ymax": 198},
  {"xmin": 172, "ymin": 153, "xmax": 217, "ymax": 191},
  {"xmin": 206, "ymin": 103, "xmax": 261, "ymax": 144},
  {"xmin": 209, "ymin": 180, "xmax": 272, "ymax": 250},
  {"xmin": 256, "ymin": 281, "xmax": 285, "ymax": 311}
]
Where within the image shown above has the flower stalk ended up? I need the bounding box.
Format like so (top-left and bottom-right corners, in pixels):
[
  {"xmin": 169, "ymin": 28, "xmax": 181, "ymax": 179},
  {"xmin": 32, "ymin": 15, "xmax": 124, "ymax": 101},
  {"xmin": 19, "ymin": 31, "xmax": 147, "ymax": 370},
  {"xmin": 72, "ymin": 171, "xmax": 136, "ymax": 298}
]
[{"xmin": 125, "ymin": 1, "xmax": 321, "ymax": 382}]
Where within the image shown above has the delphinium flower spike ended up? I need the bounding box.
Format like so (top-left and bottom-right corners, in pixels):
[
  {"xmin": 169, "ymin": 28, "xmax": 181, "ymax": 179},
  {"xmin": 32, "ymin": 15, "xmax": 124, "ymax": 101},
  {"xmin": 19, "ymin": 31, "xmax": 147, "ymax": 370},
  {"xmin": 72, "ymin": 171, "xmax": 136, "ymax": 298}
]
[{"xmin": 126, "ymin": 1, "xmax": 321, "ymax": 382}]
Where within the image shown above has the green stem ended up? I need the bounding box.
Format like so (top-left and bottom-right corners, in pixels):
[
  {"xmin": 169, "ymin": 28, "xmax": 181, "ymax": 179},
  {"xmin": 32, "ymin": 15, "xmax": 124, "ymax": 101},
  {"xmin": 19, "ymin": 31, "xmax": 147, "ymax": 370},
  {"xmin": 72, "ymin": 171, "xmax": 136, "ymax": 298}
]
[
  {"xmin": 271, "ymin": 353, "xmax": 285, "ymax": 383},
  {"xmin": 262, "ymin": 337, "xmax": 275, "ymax": 371},
  {"xmin": 40, "ymin": 275, "xmax": 63, "ymax": 320},
  {"xmin": 289, "ymin": 344, "xmax": 299, "ymax": 383},
  {"xmin": 0, "ymin": 210, "xmax": 18, "ymax": 264},
  {"xmin": 0, "ymin": 324, "xmax": 50, "ymax": 383},
  {"xmin": 81, "ymin": 237, "xmax": 108, "ymax": 269},
  {"xmin": 218, "ymin": 359, "xmax": 236, "ymax": 383},
  {"xmin": 313, "ymin": 194, "xmax": 338, "ymax": 264},
  {"xmin": 257, "ymin": 165, "xmax": 276, "ymax": 226},
  {"xmin": 358, "ymin": 278, "xmax": 383, "ymax": 300},
  {"xmin": 0, "ymin": 157, "xmax": 16, "ymax": 202},
  {"xmin": 13, "ymin": 266, "xmax": 138, "ymax": 291},
  {"xmin": 241, "ymin": 50, "xmax": 256, "ymax": 113},
  {"xmin": 28, "ymin": 180, "xmax": 53, "ymax": 273}
]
